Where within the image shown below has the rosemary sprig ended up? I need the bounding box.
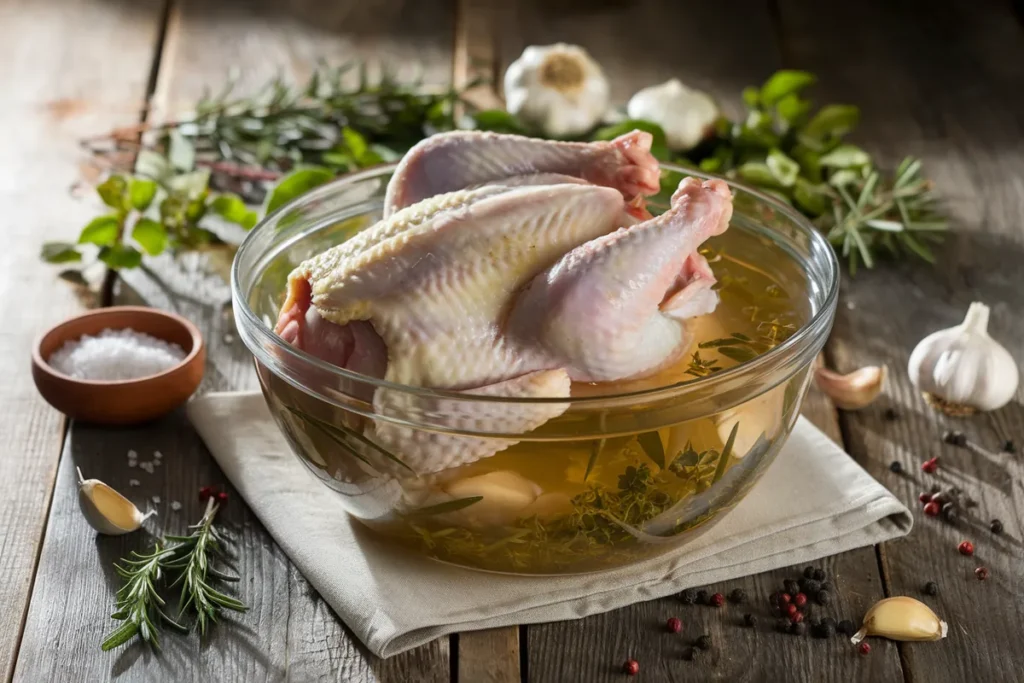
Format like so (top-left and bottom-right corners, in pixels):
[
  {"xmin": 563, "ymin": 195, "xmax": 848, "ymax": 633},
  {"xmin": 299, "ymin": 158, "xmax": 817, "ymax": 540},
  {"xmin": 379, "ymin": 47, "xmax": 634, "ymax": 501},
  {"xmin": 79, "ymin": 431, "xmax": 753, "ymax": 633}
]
[
  {"xmin": 101, "ymin": 544, "xmax": 189, "ymax": 651},
  {"xmin": 101, "ymin": 498, "xmax": 246, "ymax": 651}
]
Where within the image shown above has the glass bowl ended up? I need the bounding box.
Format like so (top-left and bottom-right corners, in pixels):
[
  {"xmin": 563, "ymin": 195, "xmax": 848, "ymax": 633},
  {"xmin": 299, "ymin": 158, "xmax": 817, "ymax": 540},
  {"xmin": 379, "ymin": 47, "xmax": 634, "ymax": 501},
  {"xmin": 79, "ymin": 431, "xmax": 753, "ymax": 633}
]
[{"xmin": 232, "ymin": 163, "xmax": 839, "ymax": 575}]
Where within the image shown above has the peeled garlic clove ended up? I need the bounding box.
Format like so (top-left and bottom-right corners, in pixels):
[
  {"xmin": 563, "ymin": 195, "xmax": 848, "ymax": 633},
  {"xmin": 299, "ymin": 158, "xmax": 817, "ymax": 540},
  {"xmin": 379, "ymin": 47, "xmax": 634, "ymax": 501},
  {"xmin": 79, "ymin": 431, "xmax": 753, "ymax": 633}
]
[
  {"xmin": 626, "ymin": 79, "xmax": 719, "ymax": 152},
  {"xmin": 519, "ymin": 492, "xmax": 573, "ymax": 520},
  {"xmin": 851, "ymin": 596, "xmax": 948, "ymax": 644},
  {"xmin": 908, "ymin": 302, "xmax": 1019, "ymax": 414},
  {"xmin": 815, "ymin": 365, "xmax": 887, "ymax": 410},
  {"xmin": 443, "ymin": 470, "xmax": 541, "ymax": 527},
  {"xmin": 77, "ymin": 467, "xmax": 154, "ymax": 535}
]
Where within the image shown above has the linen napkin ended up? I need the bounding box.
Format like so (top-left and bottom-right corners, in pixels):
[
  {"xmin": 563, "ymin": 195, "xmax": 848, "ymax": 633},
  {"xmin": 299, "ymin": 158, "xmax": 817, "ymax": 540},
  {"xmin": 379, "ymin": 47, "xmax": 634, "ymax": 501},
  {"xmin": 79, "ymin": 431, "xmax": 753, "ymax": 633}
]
[{"xmin": 187, "ymin": 391, "xmax": 911, "ymax": 658}]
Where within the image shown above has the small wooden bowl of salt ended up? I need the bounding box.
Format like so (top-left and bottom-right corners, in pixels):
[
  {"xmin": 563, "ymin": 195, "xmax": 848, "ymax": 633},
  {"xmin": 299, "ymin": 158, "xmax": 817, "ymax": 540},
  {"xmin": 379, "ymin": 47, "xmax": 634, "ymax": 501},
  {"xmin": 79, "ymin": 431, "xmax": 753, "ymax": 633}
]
[{"xmin": 32, "ymin": 306, "xmax": 205, "ymax": 425}]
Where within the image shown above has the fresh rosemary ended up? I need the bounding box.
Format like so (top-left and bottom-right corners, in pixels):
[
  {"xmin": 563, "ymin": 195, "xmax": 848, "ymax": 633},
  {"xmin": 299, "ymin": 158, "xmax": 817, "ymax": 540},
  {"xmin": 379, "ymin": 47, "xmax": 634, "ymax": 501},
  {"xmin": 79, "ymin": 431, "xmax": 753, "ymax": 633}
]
[{"xmin": 101, "ymin": 498, "xmax": 246, "ymax": 651}]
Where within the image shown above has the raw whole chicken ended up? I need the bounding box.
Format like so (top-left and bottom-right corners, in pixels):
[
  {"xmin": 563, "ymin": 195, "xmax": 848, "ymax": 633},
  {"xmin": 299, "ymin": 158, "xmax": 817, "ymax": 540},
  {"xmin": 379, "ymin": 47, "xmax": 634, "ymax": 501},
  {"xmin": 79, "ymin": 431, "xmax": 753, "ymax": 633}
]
[{"xmin": 275, "ymin": 130, "xmax": 733, "ymax": 475}]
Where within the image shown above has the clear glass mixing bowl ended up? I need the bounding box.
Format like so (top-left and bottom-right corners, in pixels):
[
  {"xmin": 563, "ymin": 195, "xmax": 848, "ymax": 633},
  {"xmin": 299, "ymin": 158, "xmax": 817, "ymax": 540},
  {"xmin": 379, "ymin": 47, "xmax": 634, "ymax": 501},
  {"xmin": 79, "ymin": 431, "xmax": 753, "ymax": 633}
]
[{"xmin": 232, "ymin": 164, "xmax": 839, "ymax": 574}]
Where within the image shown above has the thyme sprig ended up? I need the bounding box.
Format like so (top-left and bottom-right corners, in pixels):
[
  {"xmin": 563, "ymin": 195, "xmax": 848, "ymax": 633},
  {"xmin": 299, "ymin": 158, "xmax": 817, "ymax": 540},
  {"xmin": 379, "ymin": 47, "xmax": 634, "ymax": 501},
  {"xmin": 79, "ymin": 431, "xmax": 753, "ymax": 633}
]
[{"xmin": 100, "ymin": 498, "xmax": 246, "ymax": 652}]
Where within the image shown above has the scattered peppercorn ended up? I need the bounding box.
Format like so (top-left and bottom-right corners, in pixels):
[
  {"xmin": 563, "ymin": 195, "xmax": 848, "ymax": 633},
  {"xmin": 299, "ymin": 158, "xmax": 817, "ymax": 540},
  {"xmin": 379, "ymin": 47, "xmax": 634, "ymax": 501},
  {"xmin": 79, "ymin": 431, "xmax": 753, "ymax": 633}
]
[
  {"xmin": 743, "ymin": 613, "xmax": 756, "ymax": 628},
  {"xmin": 710, "ymin": 593, "xmax": 725, "ymax": 607},
  {"xmin": 838, "ymin": 620, "xmax": 857, "ymax": 637},
  {"xmin": 884, "ymin": 408, "xmax": 899, "ymax": 421},
  {"xmin": 943, "ymin": 430, "xmax": 967, "ymax": 447},
  {"xmin": 769, "ymin": 591, "xmax": 781, "ymax": 605},
  {"xmin": 990, "ymin": 519, "xmax": 1004, "ymax": 534},
  {"xmin": 790, "ymin": 611, "xmax": 804, "ymax": 624},
  {"xmin": 729, "ymin": 588, "xmax": 747, "ymax": 604},
  {"xmin": 794, "ymin": 592, "xmax": 808, "ymax": 607},
  {"xmin": 666, "ymin": 617, "xmax": 682, "ymax": 633},
  {"xmin": 681, "ymin": 647, "xmax": 695, "ymax": 661},
  {"xmin": 216, "ymin": 491, "xmax": 229, "ymax": 504},
  {"xmin": 199, "ymin": 485, "xmax": 215, "ymax": 501},
  {"xmin": 778, "ymin": 592, "xmax": 791, "ymax": 605},
  {"xmin": 786, "ymin": 603, "xmax": 798, "ymax": 617},
  {"xmin": 775, "ymin": 618, "xmax": 791, "ymax": 633},
  {"xmin": 679, "ymin": 588, "xmax": 698, "ymax": 604},
  {"xmin": 800, "ymin": 578, "xmax": 821, "ymax": 594},
  {"xmin": 1003, "ymin": 439, "xmax": 1016, "ymax": 454},
  {"xmin": 784, "ymin": 579, "xmax": 800, "ymax": 595},
  {"xmin": 816, "ymin": 590, "xmax": 832, "ymax": 606},
  {"xmin": 820, "ymin": 581, "xmax": 833, "ymax": 593},
  {"xmin": 941, "ymin": 503, "xmax": 959, "ymax": 524},
  {"xmin": 975, "ymin": 567, "xmax": 990, "ymax": 581},
  {"xmin": 918, "ymin": 492, "xmax": 932, "ymax": 504},
  {"xmin": 696, "ymin": 589, "xmax": 709, "ymax": 605},
  {"xmin": 930, "ymin": 483, "xmax": 941, "ymax": 494},
  {"xmin": 695, "ymin": 635, "xmax": 712, "ymax": 651},
  {"xmin": 923, "ymin": 501, "xmax": 941, "ymax": 517},
  {"xmin": 623, "ymin": 659, "xmax": 639, "ymax": 676},
  {"xmin": 964, "ymin": 496, "xmax": 978, "ymax": 509},
  {"xmin": 889, "ymin": 461, "xmax": 904, "ymax": 474},
  {"xmin": 958, "ymin": 540, "xmax": 974, "ymax": 556},
  {"xmin": 812, "ymin": 568, "xmax": 826, "ymax": 582},
  {"xmin": 791, "ymin": 621, "xmax": 807, "ymax": 636},
  {"xmin": 921, "ymin": 457, "xmax": 939, "ymax": 474},
  {"xmin": 859, "ymin": 642, "xmax": 871, "ymax": 655},
  {"xmin": 820, "ymin": 617, "xmax": 837, "ymax": 630},
  {"xmin": 814, "ymin": 621, "xmax": 836, "ymax": 639},
  {"xmin": 803, "ymin": 566, "xmax": 816, "ymax": 579},
  {"xmin": 923, "ymin": 581, "xmax": 939, "ymax": 596}
]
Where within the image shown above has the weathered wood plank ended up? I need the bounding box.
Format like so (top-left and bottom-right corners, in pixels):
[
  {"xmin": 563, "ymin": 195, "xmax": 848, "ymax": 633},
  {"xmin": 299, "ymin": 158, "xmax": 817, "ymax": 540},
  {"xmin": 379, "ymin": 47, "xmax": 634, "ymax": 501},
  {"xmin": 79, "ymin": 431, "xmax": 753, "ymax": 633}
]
[
  {"xmin": 0, "ymin": 0, "xmax": 165, "ymax": 679},
  {"xmin": 457, "ymin": 629, "xmax": 521, "ymax": 683},
  {"xmin": 776, "ymin": 0, "xmax": 1024, "ymax": 681},
  {"xmin": 15, "ymin": 0, "xmax": 455, "ymax": 680},
  {"xmin": 502, "ymin": 2, "xmax": 901, "ymax": 681}
]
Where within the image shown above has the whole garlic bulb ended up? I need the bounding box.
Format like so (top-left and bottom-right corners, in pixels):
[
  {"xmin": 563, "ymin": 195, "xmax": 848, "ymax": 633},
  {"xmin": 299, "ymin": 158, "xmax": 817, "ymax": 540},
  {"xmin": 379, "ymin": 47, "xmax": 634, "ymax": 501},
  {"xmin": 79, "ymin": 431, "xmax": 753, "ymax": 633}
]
[
  {"xmin": 908, "ymin": 302, "xmax": 1019, "ymax": 413},
  {"xmin": 626, "ymin": 79, "xmax": 719, "ymax": 151},
  {"xmin": 503, "ymin": 43, "xmax": 610, "ymax": 138}
]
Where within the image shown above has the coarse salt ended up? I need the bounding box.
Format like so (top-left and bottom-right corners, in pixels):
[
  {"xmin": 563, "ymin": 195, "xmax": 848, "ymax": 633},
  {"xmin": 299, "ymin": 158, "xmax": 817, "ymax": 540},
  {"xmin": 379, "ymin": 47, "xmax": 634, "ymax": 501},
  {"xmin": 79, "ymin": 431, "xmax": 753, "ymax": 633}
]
[
  {"xmin": 170, "ymin": 501, "xmax": 182, "ymax": 511},
  {"xmin": 129, "ymin": 479, "xmax": 140, "ymax": 487},
  {"xmin": 48, "ymin": 328, "xmax": 186, "ymax": 381}
]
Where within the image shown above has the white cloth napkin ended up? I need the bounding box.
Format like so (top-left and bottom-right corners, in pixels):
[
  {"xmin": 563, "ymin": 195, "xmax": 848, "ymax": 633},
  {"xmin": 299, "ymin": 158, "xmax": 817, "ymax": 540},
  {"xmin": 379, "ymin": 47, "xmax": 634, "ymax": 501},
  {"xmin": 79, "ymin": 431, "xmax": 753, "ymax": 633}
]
[{"xmin": 188, "ymin": 391, "xmax": 911, "ymax": 658}]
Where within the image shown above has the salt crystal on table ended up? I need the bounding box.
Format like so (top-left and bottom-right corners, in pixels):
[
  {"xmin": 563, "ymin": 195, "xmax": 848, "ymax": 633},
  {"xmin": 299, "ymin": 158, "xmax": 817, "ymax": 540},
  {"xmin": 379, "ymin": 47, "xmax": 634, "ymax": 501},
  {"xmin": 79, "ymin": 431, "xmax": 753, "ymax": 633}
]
[
  {"xmin": 170, "ymin": 501, "xmax": 182, "ymax": 511},
  {"xmin": 128, "ymin": 461, "xmax": 137, "ymax": 468},
  {"xmin": 127, "ymin": 449, "xmax": 138, "ymax": 459},
  {"xmin": 129, "ymin": 479, "xmax": 140, "ymax": 487},
  {"xmin": 152, "ymin": 496, "xmax": 161, "ymax": 504},
  {"xmin": 153, "ymin": 451, "xmax": 163, "ymax": 460},
  {"xmin": 48, "ymin": 328, "xmax": 186, "ymax": 381},
  {"xmin": 140, "ymin": 462, "xmax": 154, "ymax": 474}
]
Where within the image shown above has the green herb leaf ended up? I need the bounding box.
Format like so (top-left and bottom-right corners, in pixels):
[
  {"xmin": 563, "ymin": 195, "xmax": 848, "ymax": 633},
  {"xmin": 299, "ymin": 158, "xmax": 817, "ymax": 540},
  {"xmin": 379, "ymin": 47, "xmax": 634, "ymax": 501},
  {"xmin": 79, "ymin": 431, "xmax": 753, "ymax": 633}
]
[
  {"xmin": 78, "ymin": 215, "xmax": 120, "ymax": 246},
  {"xmin": 166, "ymin": 169, "xmax": 211, "ymax": 197},
  {"xmin": 712, "ymin": 422, "xmax": 739, "ymax": 484},
  {"xmin": 802, "ymin": 104, "xmax": 860, "ymax": 141},
  {"xmin": 759, "ymin": 70, "xmax": 816, "ymax": 106},
  {"xmin": 737, "ymin": 161, "xmax": 780, "ymax": 188},
  {"xmin": 211, "ymin": 194, "xmax": 258, "ymax": 229},
  {"xmin": 741, "ymin": 86, "xmax": 760, "ymax": 108},
  {"xmin": 472, "ymin": 109, "xmax": 528, "ymax": 134},
  {"xmin": 265, "ymin": 167, "xmax": 335, "ymax": 214},
  {"xmin": 96, "ymin": 176, "xmax": 129, "ymax": 210},
  {"xmin": 168, "ymin": 130, "xmax": 196, "ymax": 172},
  {"xmin": 406, "ymin": 496, "xmax": 483, "ymax": 516},
  {"xmin": 819, "ymin": 144, "xmax": 871, "ymax": 169},
  {"xmin": 41, "ymin": 242, "xmax": 82, "ymax": 264},
  {"xmin": 134, "ymin": 150, "xmax": 173, "ymax": 182},
  {"xmin": 766, "ymin": 149, "xmax": 800, "ymax": 187},
  {"xmin": 98, "ymin": 243, "xmax": 142, "ymax": 269},
  {"xmin": 774, "ymin": 94, "xmax": 811, "ymax": 127},
  {"xmin": 637, "ymin": 431, "xmax": 666, "ymax": 470},
  {"xmin": 593, "ymin": 119, "xmax": 671, "ymax": 161},
  {"xmin": 131, "ymin": 218, "xmax": 167, "ymax": 255},
  {"xmin": 718, "ymin": 346, "xmax": 758, "ymax": 363},
  {"xmin": 129, "ymin": 178, "xmax": 158, "ymax": 211},
  {"xmin": 585, "ymin": 438, "xmax": 605, "ymax": 482}
]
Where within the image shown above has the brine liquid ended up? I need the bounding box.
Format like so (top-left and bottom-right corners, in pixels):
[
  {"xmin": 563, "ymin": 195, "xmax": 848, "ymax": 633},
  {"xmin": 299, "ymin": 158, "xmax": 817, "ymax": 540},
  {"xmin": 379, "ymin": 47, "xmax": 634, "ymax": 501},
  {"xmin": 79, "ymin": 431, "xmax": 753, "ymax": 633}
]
[{"xmin": 265, "ymin": 226, "xmax": 814, "ymax": 574}]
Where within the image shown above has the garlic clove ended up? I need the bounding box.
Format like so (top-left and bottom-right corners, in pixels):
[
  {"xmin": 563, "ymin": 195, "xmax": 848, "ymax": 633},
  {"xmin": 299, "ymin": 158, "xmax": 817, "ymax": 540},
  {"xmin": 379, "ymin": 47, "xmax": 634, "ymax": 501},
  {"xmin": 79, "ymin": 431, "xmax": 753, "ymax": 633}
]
[
  {"xmin": 626, "ymin": 79, "xmax": 719, "ymax": 152},
  {"xmin": 908, "ymin": 302, "xmax": 1019, "ymax": 414},
  {"xmin": 815, "ymin": 365, "xmax": 887, "ymax": 410},
  {"xmin": 503, "ymin": 43, "xmax": 610, "ymax": 138},
  {"xmin": 77, "ymin": 467, "xmax": 154, "ymax": 535},
  {"xmin": 443, "ymin": 470, "xmax": 541, "ymax": 527},
  {"xmin": 851, "ymin": 596, "xmax": 948, "ymax": 644},
  {"xmin": 519, "ymin": 491, "xmax": 573, "ymax": 520}
]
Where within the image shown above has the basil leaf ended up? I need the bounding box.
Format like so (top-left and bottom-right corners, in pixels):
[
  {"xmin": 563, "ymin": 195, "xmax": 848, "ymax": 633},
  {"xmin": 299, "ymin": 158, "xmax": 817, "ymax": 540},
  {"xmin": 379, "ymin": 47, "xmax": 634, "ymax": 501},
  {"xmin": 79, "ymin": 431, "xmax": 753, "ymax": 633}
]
[
  {"xmin": 819, "ymin": 144, "xmax": 871, "ymax": 169},
  {"xmin": 78, "ymin": 215, "xmax": 120, "ymax": 246},
  {"xmin": 98, "ymin": 244, "xmax": 143, "ymax": 269},
  {"xmin": 41, "ymin": 242, "xmax": 82, "ymax": 264},
  {"xmin": 803, "ymin": 104, "xmax": 860, "ymax": 141},
  {"xmin": 766, "ymin": 149, "xmax": 800, "ymax": 187},
  {"xmin": 96, "ymin": 176, "xmax": 129, "ymax": 210},
  {"xmin": 759, "ymin": 70, "xmax": 816, "ymax": 106},
  {"xmin": 472, "ymin": 109, "xmax": 528, "ymax": 134},
  {"xmin": 265, "ymin": 167, "xmax": 335, "ymax": 214},
  {"xmin": 131, "ymin": 218, "xmax": 167, "ymax": 255},
  {"xmin": 211, "ymin": 193, "xmax": 258, "ymax": 229},
  {"xmin": 129, "ymin": 178, "xmax": 158, "ymax": 211}
]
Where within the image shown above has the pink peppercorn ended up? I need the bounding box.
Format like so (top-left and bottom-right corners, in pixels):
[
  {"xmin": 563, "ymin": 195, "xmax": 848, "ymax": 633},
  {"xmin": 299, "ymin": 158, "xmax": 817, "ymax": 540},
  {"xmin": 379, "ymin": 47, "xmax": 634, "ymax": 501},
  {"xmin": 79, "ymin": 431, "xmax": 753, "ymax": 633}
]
[
  {"xmin": 666, "ymin": 617, "xmax": 682, "ymax": 633},
  {"xmin": 958, "ymin": 540, "xmax": 974, "ymax": 556},
  {"xmin": 710, "ymin": 593, "xmax": 725, "ymax": 607}
]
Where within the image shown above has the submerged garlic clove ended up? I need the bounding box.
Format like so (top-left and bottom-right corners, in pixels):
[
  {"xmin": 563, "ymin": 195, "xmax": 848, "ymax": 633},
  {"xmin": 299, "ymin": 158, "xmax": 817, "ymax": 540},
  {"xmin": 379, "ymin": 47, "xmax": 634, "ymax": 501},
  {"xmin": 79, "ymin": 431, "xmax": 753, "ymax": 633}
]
[
  {"xmin": 626, "ymin": 79, "xmax": 719, "ymax": 152},
  {"xmin": 443, "ymin": 470, "xmax": 542, "ymax": 527},
  {"xmin": 503, "ymin": 44, "xmax": 610, "ymax": 138},
  {"xmin": 851, "ymin": 597, "xmax": 948, "ymax": 644},
  {"xmin": 77, "ymin": 467, "xmax": 154, "ymax": 535},
  {"xmin": 815, "ymin": 365, "xmax": 887, "ymax": 410},
  {"xmin": 908, "ymin": 302, "xmax": 1019, "ymax": 414}
]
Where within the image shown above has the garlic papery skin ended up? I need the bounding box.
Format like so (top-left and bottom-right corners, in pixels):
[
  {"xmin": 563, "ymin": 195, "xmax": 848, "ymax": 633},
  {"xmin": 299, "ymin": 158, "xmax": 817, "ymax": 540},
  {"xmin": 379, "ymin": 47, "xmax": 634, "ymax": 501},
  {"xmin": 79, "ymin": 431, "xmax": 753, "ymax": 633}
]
[
  {"xmin": 503, "ymin": 44, "xmax": 610, "ymax": 138},
  {"xmin": 626, "ymin": 79, "xmax": 719, "ymax": 151},
  {"xmin": 77, "ymin": 467, "xmax": 154, "ymax": 535},
  {"xmin": 815, "ymin": 365, "xmax": 887, "ymax": 410},
  {"xmin": 908, "ymin": 302, "xmax": 1019, "ymax": 413}
]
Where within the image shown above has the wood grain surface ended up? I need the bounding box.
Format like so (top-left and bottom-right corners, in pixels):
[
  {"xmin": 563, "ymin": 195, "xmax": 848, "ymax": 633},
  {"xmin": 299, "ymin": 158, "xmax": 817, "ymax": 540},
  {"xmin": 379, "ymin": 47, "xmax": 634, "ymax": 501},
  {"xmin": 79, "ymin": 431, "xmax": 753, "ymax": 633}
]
[{"xmin": 0, "ymin": 0, "xmax": 165, "ymax": 679}]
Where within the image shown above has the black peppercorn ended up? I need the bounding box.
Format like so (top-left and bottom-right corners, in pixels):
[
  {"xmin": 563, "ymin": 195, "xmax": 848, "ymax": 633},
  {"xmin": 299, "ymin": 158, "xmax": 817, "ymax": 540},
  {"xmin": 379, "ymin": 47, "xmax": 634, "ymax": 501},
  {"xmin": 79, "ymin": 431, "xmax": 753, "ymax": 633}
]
[
  {"xmin": 838, "ymin": 619, "xmax": 857, "ymax": 637},
  {"xmin": 814, "ymin": 621, "xmax": 836, "ymax": 639},
  {"xmin": 991, "ymin": 519, "xmax": 1004, "ymax": 534},
  {"xmin": 682, "ymin": 646, "xmax": 695, "ymax": 661},
  {"xmin": 791, "ymin": 621, "xmax": 807, "ymax": 636},
  {"xmin": 943, "ymin": 430, "xmax": 967, "ymax": 447},
  {"xmin": 820, "ymin": 580, "xmax": 833, "ymax": 593},
  {"xmin": 695, "ymin": 634, "xmax": 712, "ymax": 650},
  {"xmin": 820, "ymin": 617, "xmax": 836, "ymax": 629},
  {"xmin": 743, "ymin": 613, "xmax": 756, "ymax": 628},
  {"xmin": 783, "ymin": 579, "xmax": 800, "ymax": 596},
  {"xmin": 941, "ymin": 502, "xmax": 959, "ymax": 523},
  {"xmin": 799, "ymin": 578, "xmax": 821, "ymax": 594},
  {"xmin": 884, "ymin": 408, "xmax": 899, "ymax": 421},
  {"xmin": 803, "ymin": 566, "xmax": 816, "ymax": 579},
  {"xmin": 812, "ymin": 568, "xmax": 826, "ymax": 582},
  {"xmin": 729, "ymin": 588, "xmax": 747, "ymax": 604},
  {"xmin": 923, "ymin": 581, "xmax": 939, "ymax": 596},
  {"xmin": 775, "ymin": 618, "xmax": 791, "ymax": 633},
  {"xmin": 679, "ymin": 588, "xmax": 698, "ymax": 604},
  {"xmin": 1004, "ymin": 439, "xmax": 1016, "ymax": 454},
  {"xmin": 696, "ymin": 589, "xmax": 709, "ymax": 605},
  {"xmin": 889, "ymin": 460, "xmax": 904, "ymax": 474},
  {"xmin": 816, "ymin": 590, "xmax": 832, "ymax": 606}
]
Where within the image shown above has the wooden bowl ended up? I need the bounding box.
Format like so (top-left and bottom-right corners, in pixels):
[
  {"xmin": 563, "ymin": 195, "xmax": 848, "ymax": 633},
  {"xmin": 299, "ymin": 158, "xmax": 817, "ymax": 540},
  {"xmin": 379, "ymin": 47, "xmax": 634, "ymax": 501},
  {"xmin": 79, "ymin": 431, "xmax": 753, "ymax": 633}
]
[{"xmin": 32, "ymin": 306, "xmax": 205, "ymax": 425}]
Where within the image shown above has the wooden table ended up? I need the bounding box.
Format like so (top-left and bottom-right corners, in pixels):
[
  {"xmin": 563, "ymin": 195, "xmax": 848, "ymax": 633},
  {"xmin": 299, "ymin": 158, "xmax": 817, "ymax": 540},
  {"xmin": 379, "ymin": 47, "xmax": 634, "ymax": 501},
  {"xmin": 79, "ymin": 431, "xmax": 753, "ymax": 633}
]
[{"xmin": 5, "ymin": 0, "xmax": 1023, "ymax": 680}]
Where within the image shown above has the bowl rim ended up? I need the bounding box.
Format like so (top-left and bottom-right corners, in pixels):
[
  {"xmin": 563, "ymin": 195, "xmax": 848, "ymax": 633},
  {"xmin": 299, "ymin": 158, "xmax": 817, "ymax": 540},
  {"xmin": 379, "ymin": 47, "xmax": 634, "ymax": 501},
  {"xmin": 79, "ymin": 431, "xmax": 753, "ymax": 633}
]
[
  {"xmin": 32, "ymin": 305, "xmax": 205, "ymax": 387},
  {"xmin": 233, "ymin": 162, "xmax": 840, "ymax": 406}
]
